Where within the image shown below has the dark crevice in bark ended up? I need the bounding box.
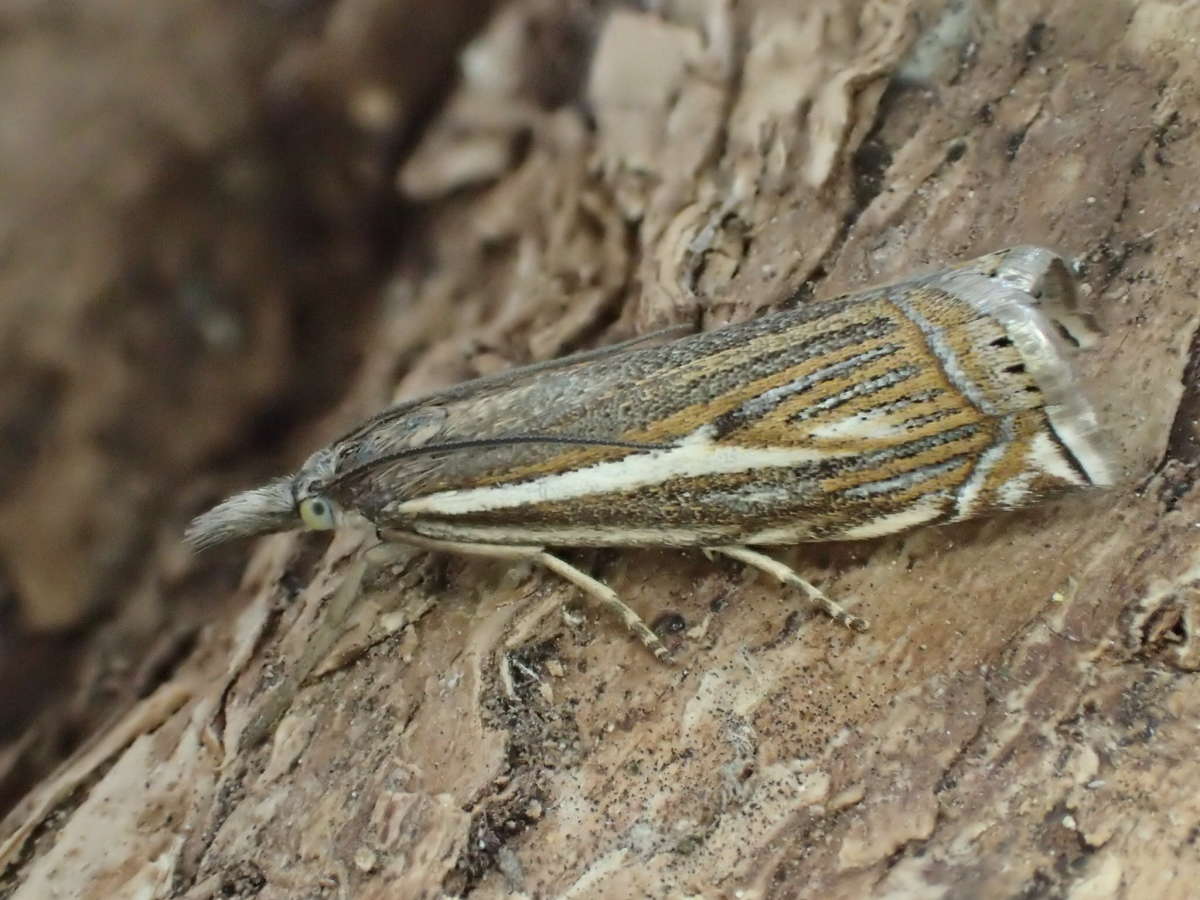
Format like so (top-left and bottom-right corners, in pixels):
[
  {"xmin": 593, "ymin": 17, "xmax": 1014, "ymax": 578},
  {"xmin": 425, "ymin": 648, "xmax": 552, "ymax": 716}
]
[{"xmin": 1161, "ymin": 300, "xmax": 1200, "ymax": 481}]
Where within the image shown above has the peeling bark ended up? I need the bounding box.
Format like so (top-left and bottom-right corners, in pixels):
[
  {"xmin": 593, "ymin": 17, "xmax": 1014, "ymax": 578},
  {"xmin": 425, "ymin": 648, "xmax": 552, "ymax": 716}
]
[{"xmin": 3, "ymin": 0, "xmax": 1199, "ymax": 897}]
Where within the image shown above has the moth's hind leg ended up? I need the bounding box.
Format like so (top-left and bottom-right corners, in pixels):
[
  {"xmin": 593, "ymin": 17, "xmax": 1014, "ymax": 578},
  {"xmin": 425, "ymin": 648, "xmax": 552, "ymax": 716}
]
[
  {"xmin": 706, "ymin": 545, "xmax": 870, "ymax": 633},
  {"xmin": 383, "ymin": 532, "xmax": 670, "ymax": 662}
]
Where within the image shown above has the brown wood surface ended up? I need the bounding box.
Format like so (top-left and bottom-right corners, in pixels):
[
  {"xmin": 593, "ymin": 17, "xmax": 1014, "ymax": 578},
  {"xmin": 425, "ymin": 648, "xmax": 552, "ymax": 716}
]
[{"xmin": 2, "ymin": 1, "xmax": 1198, "ymax": 898}]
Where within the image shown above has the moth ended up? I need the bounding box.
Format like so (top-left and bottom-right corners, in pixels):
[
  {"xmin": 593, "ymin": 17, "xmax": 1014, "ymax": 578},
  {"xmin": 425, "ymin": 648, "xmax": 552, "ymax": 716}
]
[{"xmin": 188, "ymin": 246, "xmax": 1112, "ymax": 660}]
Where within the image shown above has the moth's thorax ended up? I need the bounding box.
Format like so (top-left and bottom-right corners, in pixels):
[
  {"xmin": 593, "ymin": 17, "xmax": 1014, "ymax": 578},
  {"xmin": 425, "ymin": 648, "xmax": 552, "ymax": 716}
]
[{"xmin": 295, "ymin": 446, "xmax": 340, "ymax": 501}]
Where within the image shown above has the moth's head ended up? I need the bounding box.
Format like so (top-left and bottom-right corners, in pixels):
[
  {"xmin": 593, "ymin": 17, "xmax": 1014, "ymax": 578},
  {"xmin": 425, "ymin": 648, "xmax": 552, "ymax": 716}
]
[{"xmin": 184, "ymin": 449, "xmax": 343, "ymax": 551}]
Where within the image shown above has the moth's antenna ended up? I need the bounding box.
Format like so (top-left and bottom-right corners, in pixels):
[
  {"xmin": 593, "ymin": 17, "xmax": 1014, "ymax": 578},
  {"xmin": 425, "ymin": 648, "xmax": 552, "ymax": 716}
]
[{"xmin": 327, "ymin": 435, "xmax": 668, "ymax": 489}]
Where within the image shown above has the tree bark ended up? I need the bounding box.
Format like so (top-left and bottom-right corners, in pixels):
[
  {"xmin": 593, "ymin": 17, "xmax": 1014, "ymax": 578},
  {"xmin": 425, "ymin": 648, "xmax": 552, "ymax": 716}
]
[{"xmin": 3, "ymin": 0, "xmax": 1199, "ymax": 898}]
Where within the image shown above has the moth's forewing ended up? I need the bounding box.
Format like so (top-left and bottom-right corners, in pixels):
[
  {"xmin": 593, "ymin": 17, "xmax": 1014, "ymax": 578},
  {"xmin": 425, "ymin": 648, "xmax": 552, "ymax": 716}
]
[{"xmin": 323, "ymin": 247, "xmax": 1110, "ymax": 548}]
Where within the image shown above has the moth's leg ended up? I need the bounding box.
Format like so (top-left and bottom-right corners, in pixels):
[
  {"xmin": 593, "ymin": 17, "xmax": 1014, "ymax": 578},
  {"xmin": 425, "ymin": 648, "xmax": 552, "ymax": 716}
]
[
  {"xmin": 385, "ymin": 531, "xmax": 670, "ymax": 661},
  {"xmin": 533, "ymin": 551, "xmax": 669, "ymax": 661},
  {"xmin": 239, "ymin": 542, "xmax": 418, "ymax": 751},
  {"xmin": 238, "ymin": 550, "xmax": 366, "ymax": 751},
  {"xmin": 707, "ymin": 545, "xmax": 870, "ymax": 632}
]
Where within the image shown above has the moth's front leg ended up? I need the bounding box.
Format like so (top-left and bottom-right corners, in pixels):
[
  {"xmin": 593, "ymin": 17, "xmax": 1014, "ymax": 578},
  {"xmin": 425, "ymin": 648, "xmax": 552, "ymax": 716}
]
[
  {"xmin": 381, "ymin": 530, "xmax": 670, "ymax": 661},
  {"xmin": 240, "ymin": 548, "xmax": 383, "ymax": 751},
  {"xmin": 705, "ymin": 545, "xmax": 870, "ymax": 632}
]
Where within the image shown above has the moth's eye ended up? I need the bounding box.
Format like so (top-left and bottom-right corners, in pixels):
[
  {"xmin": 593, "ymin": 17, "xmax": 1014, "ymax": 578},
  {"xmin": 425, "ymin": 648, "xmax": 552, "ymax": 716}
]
[{"xmin": 298, "ymin": 496, "xmax": 338, "ymax": 531}]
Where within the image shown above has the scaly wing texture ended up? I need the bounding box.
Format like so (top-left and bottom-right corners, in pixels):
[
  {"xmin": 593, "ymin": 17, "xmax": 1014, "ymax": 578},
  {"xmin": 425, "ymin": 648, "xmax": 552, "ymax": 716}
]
[{"xmin": 322, "ymin": 248, "xmax": 1110, "ymax": 547}]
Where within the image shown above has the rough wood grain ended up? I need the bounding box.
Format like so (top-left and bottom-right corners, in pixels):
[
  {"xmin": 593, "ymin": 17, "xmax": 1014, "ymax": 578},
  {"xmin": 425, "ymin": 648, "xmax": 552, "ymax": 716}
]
[{"xmin": 3, "ymin": 0, "xmax": 1199, "ymax": 897}]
